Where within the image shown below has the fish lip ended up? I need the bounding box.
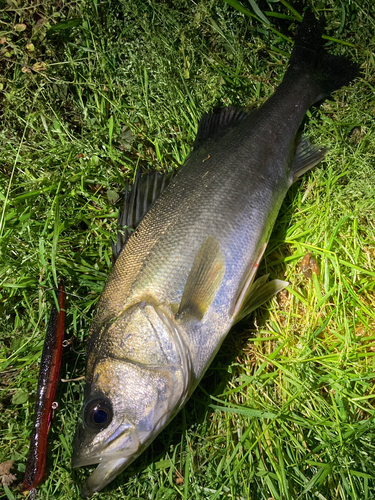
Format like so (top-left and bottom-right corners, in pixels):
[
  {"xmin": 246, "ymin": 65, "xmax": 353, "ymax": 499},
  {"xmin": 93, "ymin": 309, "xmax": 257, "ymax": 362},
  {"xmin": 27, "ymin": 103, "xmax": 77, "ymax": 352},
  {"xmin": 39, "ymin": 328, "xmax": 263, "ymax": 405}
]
[
  {"xmin": 72, "ymin": 449, "xmax": 131, "ymax": 469},
  {"xmin": 79, "ymin": 458, "xmax": 129, "ymax": 498},
  {"xmin": 71, "ymin": 442, "xmax": 134, "ymax": 469},
  {"xmin": 71, "ymin": 455, "xmax": 101, "ymax": 469}
]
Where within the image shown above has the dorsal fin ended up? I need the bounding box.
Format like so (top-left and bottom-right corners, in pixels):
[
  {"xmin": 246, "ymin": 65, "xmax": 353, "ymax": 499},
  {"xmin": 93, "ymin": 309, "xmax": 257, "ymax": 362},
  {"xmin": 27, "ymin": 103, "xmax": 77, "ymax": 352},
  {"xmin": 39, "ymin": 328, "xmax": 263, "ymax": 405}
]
[
  {"xmin": 193, "ymin": 106, "xmax": 249, "ymax": 149},
  {"xmin": 111, "ymin": 168, "xmax": 175, "ymax": 261}
]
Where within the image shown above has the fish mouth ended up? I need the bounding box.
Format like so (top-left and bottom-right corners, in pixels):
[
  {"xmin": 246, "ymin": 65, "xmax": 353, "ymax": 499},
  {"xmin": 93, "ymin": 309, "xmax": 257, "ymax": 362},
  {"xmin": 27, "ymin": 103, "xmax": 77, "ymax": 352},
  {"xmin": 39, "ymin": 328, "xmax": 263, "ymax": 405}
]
[
  {"xmin": 72, "ymin": 444, "xmax": 137, "ymax": 497},
  {"xmin": 78, "ymin": 458, "xmax": 129, "ymax": 498},
  {"xmin": 71, "ymin": 416, "xmax": 139, "ymax": 466},
  {"xmin": 71, "ymin": 454, "xmax": 103, "ymax": 468},
  {"xmin": 71, "ymin": 420, "xmax": 142, "ymax": 496},
  {"xmin": 71, "ymin": 447, "xmax": 134, "ymax": 469}
]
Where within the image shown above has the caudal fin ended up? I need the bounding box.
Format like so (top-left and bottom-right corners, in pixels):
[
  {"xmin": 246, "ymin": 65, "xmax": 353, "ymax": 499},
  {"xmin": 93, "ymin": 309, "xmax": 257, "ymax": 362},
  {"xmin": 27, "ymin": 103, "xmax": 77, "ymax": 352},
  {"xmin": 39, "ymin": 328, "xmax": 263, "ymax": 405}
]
[{"xmin": 287, "ymin": 10, "xmax": 358, "ymax": 102}]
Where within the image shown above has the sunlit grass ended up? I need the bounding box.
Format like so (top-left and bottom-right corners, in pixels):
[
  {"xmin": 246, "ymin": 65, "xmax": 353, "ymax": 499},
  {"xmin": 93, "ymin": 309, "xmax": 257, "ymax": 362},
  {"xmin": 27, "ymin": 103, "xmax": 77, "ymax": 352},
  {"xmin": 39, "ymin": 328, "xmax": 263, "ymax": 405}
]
[{"xmin": 1, "ymin": 0, "xmax": 374, "ymax": 499}]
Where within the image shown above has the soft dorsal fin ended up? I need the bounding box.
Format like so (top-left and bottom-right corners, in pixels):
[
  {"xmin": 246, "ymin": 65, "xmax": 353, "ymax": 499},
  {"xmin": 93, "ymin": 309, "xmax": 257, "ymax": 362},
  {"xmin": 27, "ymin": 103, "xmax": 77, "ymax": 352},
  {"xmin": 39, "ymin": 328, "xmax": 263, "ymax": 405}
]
[
  {"xmin": 112, "ymin": 168, "xmax": 175, "ymax": 261},
  {"xmin": 193, "ymin": 106, "xmax": 249, "ymax": 149},
  {"xmin": 177, "ymin": 236, "xmax": 225, "ymax": 321},
  {"xmin": 292, "ymin": 135, "xmax": 328, "ymax": 182}
]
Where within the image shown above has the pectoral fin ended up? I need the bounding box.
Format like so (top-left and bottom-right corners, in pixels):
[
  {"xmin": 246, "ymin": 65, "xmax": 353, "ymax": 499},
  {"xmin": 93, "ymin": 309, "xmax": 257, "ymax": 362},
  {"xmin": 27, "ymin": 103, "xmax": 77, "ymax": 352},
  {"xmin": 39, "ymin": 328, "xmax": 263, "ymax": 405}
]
[{"xmin": 177, "ymin": 236, "xmax": 225, "ymax": 320}]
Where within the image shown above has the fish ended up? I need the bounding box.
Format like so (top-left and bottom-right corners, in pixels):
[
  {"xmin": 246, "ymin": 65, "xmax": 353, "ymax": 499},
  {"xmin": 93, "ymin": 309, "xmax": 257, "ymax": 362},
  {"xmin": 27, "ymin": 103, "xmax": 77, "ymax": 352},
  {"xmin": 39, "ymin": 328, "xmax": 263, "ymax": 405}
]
[{"xmin": 71, "ymin": 11, "xmax": 358, "ymax": 497}]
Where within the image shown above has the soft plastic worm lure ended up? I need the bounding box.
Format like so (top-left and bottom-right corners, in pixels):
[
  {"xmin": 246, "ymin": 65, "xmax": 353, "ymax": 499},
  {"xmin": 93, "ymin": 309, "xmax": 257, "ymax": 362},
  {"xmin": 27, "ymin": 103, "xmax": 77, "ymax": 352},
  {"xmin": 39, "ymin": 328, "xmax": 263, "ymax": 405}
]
[{"xmin": 23, "ymin": 285, "xmax": 66, "ymax": 491}]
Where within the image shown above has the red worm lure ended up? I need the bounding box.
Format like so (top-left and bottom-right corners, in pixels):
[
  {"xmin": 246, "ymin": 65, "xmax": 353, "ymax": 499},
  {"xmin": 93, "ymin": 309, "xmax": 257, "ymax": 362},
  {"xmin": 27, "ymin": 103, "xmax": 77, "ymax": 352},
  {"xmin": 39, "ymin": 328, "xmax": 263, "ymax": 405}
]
[{"xmin": 23, "ymin": 285, "xmax": 66, "ymax": 491}]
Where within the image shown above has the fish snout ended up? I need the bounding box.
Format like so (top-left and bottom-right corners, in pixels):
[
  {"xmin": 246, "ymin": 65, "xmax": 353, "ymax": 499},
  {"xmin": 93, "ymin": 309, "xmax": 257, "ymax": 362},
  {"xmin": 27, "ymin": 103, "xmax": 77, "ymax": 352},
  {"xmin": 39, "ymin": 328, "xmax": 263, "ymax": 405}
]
[{"xmin": 71, "ymin": 420, "xmax": 138, "ymax": 468}]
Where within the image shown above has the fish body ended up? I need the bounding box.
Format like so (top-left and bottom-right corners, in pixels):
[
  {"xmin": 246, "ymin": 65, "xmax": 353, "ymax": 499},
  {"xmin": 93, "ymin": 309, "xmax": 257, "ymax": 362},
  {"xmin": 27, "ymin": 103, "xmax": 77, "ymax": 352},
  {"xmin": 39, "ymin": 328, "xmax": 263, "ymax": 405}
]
[{"xmin": 72, "ymin": 12, "xmax": 357, "ymax": 496}]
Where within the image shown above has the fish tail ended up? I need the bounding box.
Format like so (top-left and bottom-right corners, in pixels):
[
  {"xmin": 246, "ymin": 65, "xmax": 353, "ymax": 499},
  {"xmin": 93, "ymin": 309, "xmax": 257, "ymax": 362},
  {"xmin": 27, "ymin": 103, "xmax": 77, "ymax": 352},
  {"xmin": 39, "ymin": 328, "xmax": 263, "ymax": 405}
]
[{"xmin": 286, "ymin": 10, "xmax": 358, "ymax": 102}]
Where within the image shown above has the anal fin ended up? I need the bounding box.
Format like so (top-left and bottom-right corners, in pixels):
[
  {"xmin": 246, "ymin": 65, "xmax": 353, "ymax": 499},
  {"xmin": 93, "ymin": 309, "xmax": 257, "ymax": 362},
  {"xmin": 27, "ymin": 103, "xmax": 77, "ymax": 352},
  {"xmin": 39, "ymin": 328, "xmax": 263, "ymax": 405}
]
[
  {"xmin": 177, "ymin": 236, "xmax": 225, "ymax": 321},
  {"xmin": 292, "ymin": 135, "xmax": 328, "ymax": 182}
]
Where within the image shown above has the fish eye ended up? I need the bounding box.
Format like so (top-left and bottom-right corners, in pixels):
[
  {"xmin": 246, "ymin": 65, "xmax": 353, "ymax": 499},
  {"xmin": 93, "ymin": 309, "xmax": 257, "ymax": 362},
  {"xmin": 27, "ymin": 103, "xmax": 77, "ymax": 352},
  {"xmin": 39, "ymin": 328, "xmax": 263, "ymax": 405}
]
[{"xmin": 84, "ymin": 398, "xmax": 113, "ymax": 431}]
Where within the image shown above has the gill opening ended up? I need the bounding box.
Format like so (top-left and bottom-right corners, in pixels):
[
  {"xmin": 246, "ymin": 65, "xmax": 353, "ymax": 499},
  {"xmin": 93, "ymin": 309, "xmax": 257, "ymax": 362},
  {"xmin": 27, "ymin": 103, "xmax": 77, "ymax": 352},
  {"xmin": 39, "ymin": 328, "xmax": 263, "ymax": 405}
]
[{"xmin": 153, "ymin": 305, "xmax": 192, "ymax": 406}]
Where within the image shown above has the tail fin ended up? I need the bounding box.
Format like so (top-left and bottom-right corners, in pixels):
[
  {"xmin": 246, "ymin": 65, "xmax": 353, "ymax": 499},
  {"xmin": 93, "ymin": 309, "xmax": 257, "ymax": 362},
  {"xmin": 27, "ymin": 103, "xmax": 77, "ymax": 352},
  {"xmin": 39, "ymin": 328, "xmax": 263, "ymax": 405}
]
[{"xmin": 287, "ymin": 10, "xmax": 358, "ymax": 102}]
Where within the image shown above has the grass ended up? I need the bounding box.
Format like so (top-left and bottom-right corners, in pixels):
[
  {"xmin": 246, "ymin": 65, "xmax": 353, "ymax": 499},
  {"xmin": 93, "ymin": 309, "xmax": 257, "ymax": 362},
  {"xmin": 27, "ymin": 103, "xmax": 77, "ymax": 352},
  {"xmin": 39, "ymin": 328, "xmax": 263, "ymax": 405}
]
[{"xmin": 0, "ymin": 0, "xmax": 375, "ymax": 499}]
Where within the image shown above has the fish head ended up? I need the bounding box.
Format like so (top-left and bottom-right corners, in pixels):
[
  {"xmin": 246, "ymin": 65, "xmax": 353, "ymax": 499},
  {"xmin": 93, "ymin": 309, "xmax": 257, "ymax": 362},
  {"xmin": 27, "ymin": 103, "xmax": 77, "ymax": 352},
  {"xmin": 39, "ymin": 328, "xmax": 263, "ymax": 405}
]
[{"xmin": 72, "ymin": 302, "xmax": 191, "ymax": 497}]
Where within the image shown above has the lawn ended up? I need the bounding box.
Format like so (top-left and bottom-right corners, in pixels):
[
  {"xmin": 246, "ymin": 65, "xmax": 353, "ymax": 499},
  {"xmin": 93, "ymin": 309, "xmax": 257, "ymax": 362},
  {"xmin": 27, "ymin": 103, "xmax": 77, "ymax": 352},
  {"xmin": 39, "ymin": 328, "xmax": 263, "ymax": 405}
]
[{"xmin": 1, "ymin": 0, "xmax": 375, "ymax": 499}]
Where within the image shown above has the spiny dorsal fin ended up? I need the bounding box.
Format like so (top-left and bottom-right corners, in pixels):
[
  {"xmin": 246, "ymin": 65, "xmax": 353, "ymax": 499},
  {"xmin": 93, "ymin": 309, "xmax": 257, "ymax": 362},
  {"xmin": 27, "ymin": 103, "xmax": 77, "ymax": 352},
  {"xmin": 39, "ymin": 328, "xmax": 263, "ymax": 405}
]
[
  {"xmin": 292, "ymin": 135, "xmax": 328, "ymax": 182},
  {"xmin": 112, "ymin": 168, "xmax": 175, "ymax": 261},
  {"xmin": 193, "ymin": 106, "xmax": 249, "ymax": 149},
  {"xmin": 177, "ymin": 236, "xmax": 225, "ymax": 321}
]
